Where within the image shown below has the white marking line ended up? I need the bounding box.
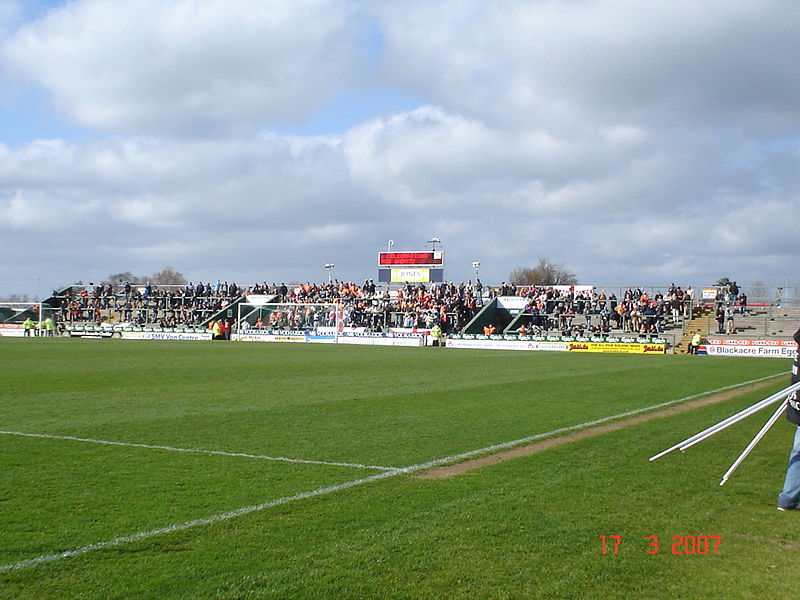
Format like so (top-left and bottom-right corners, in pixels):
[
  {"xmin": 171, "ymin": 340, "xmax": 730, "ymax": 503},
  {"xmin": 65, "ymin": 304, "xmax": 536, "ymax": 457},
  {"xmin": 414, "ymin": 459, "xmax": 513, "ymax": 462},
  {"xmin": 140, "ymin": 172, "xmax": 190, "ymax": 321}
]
[
  {"xmin": 0, "ymin": 372, "xmax": 782, "ymax": 573},
  {"xmin": 399, "ymin": 372, "xmax": 788, "ymax": 472},
  {"xmin": 0, "ymin": 470, "xmax": 401, "ymax": 573},
  {"xmin": 0, "ymin": 431, "xmax": 398, "ymax": 472}
]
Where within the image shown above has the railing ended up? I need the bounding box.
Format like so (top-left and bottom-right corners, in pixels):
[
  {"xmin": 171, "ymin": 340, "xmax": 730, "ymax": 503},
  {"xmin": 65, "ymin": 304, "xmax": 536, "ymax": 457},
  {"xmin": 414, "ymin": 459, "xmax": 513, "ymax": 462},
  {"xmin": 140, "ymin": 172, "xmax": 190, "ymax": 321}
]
[
  {"xmin": 697, "ymin": 302, "xmax": 800, "ymax": 338},
  {"xmin": 26, "ymin": 281, "xmax": 800, "ymax": 338},
  {"xmin": 495, "ymin": 285, "xmax": 800, "ymax": 309},
  {"xmin": 47, "ymin": 290, "xmax": 242, "ymax": 327}
]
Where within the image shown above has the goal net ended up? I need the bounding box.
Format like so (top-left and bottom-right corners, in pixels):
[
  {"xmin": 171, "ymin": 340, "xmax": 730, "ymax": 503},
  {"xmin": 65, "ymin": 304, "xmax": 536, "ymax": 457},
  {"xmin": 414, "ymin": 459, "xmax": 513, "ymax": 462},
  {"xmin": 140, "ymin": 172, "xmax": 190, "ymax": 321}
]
[
  {"xmin": 234, "ymin": 302, "xmax": 342, "ymax": 337},
  {"xmin": 0, "ymin": 302, "xmax": 56, "ymax": 336}
]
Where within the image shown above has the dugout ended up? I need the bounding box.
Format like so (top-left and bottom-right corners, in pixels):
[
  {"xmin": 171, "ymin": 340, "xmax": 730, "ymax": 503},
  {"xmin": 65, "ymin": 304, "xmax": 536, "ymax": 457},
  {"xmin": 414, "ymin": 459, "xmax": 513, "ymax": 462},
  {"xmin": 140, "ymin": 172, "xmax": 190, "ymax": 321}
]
[
  {"xmin": 202, "ymin": 294, "xmax": 256, "ymax": 327},
  {"xmin": 461, "ymin": 298, "xmax": 515, "ymax": 334}
]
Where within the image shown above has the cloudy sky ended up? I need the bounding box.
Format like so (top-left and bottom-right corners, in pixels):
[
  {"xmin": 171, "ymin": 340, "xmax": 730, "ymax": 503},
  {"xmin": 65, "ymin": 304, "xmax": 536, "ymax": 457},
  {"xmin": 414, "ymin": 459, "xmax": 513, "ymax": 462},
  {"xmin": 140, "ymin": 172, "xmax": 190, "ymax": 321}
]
[{"xmin": 1, "ymin": 0, "xmax": 798, "ymax": 298}]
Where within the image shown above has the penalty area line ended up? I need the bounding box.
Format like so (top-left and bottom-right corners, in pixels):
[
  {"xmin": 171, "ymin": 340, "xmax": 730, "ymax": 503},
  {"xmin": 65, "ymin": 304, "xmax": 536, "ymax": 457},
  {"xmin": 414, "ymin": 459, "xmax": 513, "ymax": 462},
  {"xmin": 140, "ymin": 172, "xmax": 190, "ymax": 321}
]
[
  {"xmin": 0, "ymin": 372, "xmax": 783, "ymax": 573},
  {"xmin": 0, "ymin": 430, "xmax": 398, "ymax": 472}
]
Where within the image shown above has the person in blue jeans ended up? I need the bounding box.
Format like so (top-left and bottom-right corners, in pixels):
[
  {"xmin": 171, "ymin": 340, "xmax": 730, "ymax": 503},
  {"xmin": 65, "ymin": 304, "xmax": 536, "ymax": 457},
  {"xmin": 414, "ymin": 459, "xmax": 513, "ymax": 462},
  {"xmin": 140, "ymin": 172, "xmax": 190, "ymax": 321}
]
[{"xmin": 778, "ymin": 328, "xmax": 800, "ymax": 511}]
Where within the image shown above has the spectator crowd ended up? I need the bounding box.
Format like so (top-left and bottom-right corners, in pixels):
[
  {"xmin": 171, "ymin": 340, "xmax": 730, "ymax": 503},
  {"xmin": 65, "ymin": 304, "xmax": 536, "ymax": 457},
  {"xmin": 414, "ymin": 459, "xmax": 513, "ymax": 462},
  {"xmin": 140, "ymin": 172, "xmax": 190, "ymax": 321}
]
[
  {"xmin": 44, "ymin": 277, "xmax": 716, "ymax": 336},
  {"xmin": 56, "ymin": 280, "xmax": 241, "ymax": 328}
]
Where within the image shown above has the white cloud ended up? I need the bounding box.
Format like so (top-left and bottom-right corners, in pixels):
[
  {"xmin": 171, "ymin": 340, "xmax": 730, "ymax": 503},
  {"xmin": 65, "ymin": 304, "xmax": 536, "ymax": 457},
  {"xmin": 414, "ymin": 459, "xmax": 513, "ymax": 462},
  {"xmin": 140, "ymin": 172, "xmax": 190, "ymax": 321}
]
[
  {"xmin": 1, "ymin": 0, "xmax": 799, "ymax": 297},
  {"xmin": 3, "ymin": 0, "xmax": 362, "ymax": 134},
  {"xmin": 342, "ymin": 105, "xmax": 650, "ymax": 210},
  {"xmin": 372, "ymin": 0, "xmax": 800, "ymax": 133}
]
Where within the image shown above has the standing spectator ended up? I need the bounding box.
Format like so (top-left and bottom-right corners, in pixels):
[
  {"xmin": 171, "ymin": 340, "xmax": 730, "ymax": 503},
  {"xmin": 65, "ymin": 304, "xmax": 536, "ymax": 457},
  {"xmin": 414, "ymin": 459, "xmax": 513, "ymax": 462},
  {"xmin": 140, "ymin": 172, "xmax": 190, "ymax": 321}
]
[
  {"xmin": 688, "ymin": 332, "xmax": 702, "ymax": 355},
  {"xmin": 630, "ymin": 304, "xmax": 642, "ymax": 333},
  {"xmin": 220, "ymin": 319, "xmax": 231, "ymax": 340},
  {"xmin": 777, "ymin": 328, "xmax": 800, "ymax": 511},
  {"xmin": 430, "ymin": 323, "xmax": 443, "ymax": 346},
  {"xmin": 716, "ymin": 305, "xmax": 726, "ymax": 334},
  {"xmin": 644, "ymin": 304, "xmax": 656, "ymax": 333},
  {"xmin": 685, "ymin": 285, "xmax": 695, "ymax": 318},
  {"xmin": 738, "ymin": 293, "xmax": 748, "ymax": 316},
  {"xmin": 725, "ymin": 305, "xmax": 735, "ymax": 334}
]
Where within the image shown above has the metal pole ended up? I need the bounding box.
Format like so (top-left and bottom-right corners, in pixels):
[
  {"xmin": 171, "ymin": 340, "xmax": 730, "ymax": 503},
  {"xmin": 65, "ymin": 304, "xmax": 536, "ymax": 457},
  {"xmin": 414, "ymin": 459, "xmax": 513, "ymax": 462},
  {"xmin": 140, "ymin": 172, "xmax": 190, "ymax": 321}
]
[
  {"xmin": 677, "ymin": 392, "xmax": 788, "ymax": 453},
  {"xmin": 681, "ymin": 383, "xmax": 800, "ymax": 452},
  {"xmin": 236, "ymin": 303, "xmax": 241, "ymax": 340},
  {"xmin": 649, "ymin": 380, "xmax": 800, "ymax": 462},
  {"xmin": 649, "ymin": 392, "xmax": 780, "ymax": 461},
  {"xmin": 719, "ymin": 401, "xmax": 787, "ymax": 486}
]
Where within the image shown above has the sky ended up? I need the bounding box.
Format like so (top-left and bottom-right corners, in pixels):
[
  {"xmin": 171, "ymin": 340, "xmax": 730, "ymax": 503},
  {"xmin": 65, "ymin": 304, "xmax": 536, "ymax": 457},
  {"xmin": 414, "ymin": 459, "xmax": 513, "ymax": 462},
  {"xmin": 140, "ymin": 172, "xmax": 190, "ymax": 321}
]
[{"xmin": 1, "ymin": 0, "xmax": 799, "ymax": 299}]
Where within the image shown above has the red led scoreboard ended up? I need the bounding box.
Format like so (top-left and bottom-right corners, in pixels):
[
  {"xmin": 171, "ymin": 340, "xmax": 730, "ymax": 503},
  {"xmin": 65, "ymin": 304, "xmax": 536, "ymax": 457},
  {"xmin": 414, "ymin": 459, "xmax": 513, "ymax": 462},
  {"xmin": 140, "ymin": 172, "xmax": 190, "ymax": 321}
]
[
  {"xmin": 377, "ymin": 251, "xmax": 444, "ymax": 283},
  {"xmin": 378, "ymin": 251, "xmax": 444, "ymax": 266}
]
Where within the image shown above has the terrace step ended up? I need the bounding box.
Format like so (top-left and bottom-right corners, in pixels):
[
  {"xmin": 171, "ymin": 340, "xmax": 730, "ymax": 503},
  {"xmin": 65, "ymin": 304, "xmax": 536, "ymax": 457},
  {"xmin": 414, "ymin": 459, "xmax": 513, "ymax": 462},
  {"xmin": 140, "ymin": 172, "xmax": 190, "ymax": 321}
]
[{"xmin": 675, "ymin": 306, "xmax": 713, "ymax": 354}]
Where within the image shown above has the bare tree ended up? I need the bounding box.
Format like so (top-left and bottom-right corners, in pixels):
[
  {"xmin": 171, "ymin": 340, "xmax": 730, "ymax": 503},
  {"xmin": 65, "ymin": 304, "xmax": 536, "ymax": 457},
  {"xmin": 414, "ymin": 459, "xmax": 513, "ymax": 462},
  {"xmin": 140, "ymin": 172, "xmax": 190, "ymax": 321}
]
[
  {"xmin": 749, "ymin": 280, "xmax": 767, "ymax": 301},
  {"xmin": 150, "ymin": 267, "xmax": 187, "ymax": 286},
  {"xmin": 0, "ymin": 293, "xmax": 31, "ymax": 302},
  {"xmin": 510, "ymin": 258, "xmax": 577, "ymax": 286},
  {"xmin": 103, "ymin": 268, "xmax": 187, "ymax": 286},
  {"xmin": 104, "ymin": 271, "xmax": 141, "ymax": 285}
]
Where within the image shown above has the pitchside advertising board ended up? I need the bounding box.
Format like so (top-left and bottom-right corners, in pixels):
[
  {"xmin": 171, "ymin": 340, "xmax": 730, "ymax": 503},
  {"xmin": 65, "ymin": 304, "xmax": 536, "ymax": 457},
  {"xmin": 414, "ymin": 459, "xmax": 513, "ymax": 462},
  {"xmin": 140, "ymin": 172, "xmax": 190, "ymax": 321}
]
[
  {"xmin": 446, "ymin": 338, "xmax": 667, "ymax": 354},
  {"xmin": 700, "ymin": 338, "xmax": 798, "ymax": 359},
  {"xmin": 232, "ymin": 328, "xmax": 427, "ymax": 347},
  {"xmin": 377, "ymin": 251, "xmax": 444, "ymax": 283},
  {"xmin": 0, "ymin": 324, "xmax": 23, "ymax": 337},
  {"xmin": 66, "ymin": 330, "xmax": 213, "ymax": 341}
]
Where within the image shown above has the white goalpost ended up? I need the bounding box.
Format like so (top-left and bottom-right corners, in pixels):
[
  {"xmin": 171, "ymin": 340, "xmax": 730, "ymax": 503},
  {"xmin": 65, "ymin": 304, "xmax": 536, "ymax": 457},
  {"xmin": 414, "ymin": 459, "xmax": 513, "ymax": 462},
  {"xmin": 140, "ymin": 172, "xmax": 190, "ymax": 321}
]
[
  {"xmin": 0, "ymin": 302, "xmax": 55, "ymax": 337},
  {"xmin": 233, "ymin": 301, "xmax": 342, "ymax": 343}
]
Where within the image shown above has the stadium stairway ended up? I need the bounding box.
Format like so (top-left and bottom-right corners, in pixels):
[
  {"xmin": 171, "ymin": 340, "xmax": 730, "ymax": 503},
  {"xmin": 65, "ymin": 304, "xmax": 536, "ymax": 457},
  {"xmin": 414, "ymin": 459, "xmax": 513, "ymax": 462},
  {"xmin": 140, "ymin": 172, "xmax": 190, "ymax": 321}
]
[{"xmin": 674, "ymin": 305, "xmax": 713, "ymax": 354}]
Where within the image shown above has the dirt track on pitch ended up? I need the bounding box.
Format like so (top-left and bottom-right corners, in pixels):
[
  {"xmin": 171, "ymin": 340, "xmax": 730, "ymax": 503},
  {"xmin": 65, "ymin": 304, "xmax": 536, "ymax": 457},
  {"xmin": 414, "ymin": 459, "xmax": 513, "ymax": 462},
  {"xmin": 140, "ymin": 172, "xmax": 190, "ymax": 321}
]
[{"xmin": 415, "ymin": 378, "xmax": 781, "ymax": 479}]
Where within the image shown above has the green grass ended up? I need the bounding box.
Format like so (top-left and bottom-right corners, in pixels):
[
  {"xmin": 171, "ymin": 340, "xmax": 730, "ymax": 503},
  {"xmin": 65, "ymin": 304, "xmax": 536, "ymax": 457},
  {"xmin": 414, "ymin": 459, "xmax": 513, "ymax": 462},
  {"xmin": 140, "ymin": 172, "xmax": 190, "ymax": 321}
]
[{"xmin": 0, "ymin": 337, "xmax": 797, "ymax": 599}]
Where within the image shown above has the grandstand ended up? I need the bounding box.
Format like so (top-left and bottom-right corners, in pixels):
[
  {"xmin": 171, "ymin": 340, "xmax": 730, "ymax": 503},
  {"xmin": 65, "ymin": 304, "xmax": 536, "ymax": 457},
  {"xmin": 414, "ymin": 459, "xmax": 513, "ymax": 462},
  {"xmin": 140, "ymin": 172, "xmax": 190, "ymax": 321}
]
[
  {"xmin": 684, "ymin": 306, "xmax": 800, "ymax": 339},
  {"xmin": 5, "ymin": 279, "xmax": 797, "ymax": 352}
]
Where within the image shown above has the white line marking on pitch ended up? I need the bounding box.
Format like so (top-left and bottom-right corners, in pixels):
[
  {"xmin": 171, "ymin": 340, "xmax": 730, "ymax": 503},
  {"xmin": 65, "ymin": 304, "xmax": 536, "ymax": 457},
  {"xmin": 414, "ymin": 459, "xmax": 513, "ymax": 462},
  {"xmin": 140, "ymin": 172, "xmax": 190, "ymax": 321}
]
[
  {"xmin": 399, "ymin": 372, "xmax": 788, "ymax": 471},
  {"xmin": 0, "ymin": 431, "xmax": 398, "ymax": 472},
  {"xmin": 0, "ymin": 372, "xmax": 782, "ymax": 574},
  {"xmin": 0, "ymin": 470, "xmax": 402, "ymax": 573}
]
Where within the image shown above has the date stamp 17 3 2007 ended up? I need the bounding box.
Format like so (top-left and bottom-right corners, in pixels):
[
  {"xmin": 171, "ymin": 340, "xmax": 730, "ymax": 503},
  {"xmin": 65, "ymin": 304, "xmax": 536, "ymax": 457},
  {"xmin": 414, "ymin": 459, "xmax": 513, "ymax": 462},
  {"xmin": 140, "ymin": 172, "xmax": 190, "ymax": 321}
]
[{"xmin": 600, "ymin": 534, "xmax": 721, "ymax": 555}]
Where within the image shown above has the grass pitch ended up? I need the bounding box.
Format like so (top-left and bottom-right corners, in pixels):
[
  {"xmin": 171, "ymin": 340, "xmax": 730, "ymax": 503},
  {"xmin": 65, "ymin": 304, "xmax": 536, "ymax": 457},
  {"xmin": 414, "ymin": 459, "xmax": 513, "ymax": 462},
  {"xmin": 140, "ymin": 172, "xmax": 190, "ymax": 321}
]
[{"xmin": 1, "ymin": 338, "xmax": 798, "ymax": 599}]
